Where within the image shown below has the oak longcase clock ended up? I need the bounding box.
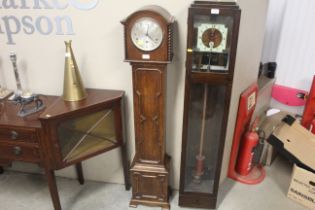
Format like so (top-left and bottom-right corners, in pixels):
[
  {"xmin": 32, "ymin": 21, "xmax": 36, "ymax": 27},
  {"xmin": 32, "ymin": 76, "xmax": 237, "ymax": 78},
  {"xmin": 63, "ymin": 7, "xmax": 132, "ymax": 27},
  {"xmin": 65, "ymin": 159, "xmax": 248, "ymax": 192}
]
[
  {"xmin": 121, "ymin": 5, "xmax": 174, "ymax": 210},
  {"xmin": 179, "ymin": 1, "xmax": 241, "ymax": 209}
]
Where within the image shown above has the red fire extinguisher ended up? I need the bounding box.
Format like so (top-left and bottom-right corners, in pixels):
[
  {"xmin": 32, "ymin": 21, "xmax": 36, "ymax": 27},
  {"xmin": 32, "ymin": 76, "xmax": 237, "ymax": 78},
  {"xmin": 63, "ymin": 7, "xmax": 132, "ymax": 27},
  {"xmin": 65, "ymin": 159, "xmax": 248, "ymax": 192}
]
[
  {"xmin": 311, "ymin": 118, "xmax": 315, "ymax": 134},
  {"xmin": 236, "ymin": 119, "xmax": 259, "ymax": 176}
]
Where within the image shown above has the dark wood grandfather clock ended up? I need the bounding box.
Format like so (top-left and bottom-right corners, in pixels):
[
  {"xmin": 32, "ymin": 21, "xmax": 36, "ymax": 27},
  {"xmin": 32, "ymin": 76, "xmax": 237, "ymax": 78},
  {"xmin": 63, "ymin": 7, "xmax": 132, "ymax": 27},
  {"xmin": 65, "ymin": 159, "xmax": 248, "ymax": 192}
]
[
  {"xmin": 121, "ymin": 5, "xmax": 174, "ymax": 210},
  {"xmin": 179, "ymin": 1, "xmax": 241, "ymax": 209}
]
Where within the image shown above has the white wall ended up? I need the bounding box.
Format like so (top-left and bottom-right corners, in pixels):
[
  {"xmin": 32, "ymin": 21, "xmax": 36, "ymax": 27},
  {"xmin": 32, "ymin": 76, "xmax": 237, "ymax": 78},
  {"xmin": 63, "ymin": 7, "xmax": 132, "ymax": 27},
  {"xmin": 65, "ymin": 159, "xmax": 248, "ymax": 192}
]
[
  {"xmin": 262, "ymin": 0, "xmax": 315, "ymax": 114},
  {"xmin": 275, "ymin": 0, "xmax": 315, "ymax": 91},
  {"xmin": 261, "ymin": 0, "xmax": 287, "ymax": 63},
  {"xmin": 0, "ymin": 0, "xmax": 268, "ymax": 190}
]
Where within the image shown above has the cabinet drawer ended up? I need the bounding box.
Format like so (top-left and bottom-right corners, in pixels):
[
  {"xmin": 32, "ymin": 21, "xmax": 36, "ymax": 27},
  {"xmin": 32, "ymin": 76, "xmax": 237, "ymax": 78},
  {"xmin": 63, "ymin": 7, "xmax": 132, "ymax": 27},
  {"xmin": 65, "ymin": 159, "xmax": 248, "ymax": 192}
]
[
  {"xmin": 0, "ymin": 144, "xmax": 40, "ymax": 162},
  {"xmin": 0, "ymin": 128, "xmax": 37, "ymax": 143}
]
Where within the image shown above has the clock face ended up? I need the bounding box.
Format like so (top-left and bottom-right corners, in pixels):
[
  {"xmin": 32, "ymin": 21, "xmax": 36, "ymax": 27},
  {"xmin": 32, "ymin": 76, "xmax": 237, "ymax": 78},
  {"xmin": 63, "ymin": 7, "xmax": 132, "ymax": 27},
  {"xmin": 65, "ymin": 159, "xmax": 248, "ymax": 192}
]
[
  {"xmin": 197, "ymin": 24, "xmax": 228, "ymax": 53},
  {"xmin": 131, "ymin": 17, "xmax": 164, "ymax": 52}
]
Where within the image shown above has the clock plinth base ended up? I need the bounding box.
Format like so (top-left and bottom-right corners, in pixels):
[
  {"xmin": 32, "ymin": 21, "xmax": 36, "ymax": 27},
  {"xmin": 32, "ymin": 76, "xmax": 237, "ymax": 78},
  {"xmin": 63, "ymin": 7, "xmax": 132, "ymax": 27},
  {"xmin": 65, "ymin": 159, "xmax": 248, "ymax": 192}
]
[
  {"xmin": 129, "ymin": 155, "xmax": 170, "ymax": 209},
  {"xmin": 129, "ymin": 199, "xmax": 170, "ymax": 210}
]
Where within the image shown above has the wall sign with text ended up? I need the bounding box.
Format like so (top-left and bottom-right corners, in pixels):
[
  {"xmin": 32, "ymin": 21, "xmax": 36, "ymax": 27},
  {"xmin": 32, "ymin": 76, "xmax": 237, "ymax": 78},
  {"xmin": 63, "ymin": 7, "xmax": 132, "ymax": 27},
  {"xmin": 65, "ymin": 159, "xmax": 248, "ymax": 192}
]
[{"xmin": 0, "ymin": 0, "xmax": 99, "ymax": 45}]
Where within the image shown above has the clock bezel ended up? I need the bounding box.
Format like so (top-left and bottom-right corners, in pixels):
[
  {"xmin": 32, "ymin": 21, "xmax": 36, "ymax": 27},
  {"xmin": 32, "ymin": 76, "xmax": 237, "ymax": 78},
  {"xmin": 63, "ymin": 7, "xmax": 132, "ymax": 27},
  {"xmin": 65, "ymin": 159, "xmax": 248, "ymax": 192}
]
[
  {"xmin": 130, "ymin": 17, "xmax": 164, "ymax": 52},
  {"xmin": 196, "ymin": 23, "xmax": 228, "ymax": 53}
]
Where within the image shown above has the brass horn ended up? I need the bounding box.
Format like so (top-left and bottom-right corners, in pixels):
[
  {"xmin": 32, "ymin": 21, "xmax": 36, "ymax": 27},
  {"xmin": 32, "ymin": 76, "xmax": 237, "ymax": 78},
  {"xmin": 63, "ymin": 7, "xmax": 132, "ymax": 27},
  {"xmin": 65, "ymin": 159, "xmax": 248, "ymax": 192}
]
[{"xmin": 63, "ymin": 40, "xmax": 87, "ymax": 101}]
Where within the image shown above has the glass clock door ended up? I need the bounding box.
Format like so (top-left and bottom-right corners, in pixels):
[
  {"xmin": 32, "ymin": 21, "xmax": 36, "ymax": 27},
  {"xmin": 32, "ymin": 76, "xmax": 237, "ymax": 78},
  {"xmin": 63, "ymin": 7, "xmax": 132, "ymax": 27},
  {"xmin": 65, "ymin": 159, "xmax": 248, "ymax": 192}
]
[
  {"xmin": 183, "ymin": 83, "xmax": 226, "ymax": 194},
  {"xmin": 191, "ymin": 14, "xmax": 234, "ymax": 72}
]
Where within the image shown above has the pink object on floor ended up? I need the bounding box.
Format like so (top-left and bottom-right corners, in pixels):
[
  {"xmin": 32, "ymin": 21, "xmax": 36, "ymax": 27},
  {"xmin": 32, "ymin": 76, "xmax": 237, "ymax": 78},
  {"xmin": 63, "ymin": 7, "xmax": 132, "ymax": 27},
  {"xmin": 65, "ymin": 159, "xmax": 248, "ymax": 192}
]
[{"xmin": 272, "ymin": 84, "xmax": 307, "ymax": 106}]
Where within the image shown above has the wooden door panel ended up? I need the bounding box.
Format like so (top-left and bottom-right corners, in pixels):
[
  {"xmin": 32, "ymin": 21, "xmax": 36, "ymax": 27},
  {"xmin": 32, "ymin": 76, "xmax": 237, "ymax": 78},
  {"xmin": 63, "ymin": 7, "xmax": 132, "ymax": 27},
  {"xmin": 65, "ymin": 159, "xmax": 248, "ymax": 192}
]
[{"xmin": 133, "ymin": 67, "xmax": 165, "ymax": 164}]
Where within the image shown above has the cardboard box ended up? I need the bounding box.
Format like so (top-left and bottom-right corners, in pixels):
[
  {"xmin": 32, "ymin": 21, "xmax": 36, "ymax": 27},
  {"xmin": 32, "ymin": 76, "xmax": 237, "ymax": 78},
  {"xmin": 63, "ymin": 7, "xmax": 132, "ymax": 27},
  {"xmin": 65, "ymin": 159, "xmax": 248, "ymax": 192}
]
[
  {"xmin": 288, "ymin": 165, "xmax": 315, "ymax": 210},
  {"xmin": 268, "ymin": 115, "xmax": 315, "ymax": 173}
]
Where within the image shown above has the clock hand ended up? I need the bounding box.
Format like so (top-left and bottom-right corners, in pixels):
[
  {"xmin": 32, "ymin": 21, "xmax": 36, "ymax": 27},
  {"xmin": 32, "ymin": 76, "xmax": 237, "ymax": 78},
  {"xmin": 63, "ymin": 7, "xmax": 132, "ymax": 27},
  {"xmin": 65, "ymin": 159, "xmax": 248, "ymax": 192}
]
[
  {"xmin": 147, "ymin": 33, "xmax": 155, "ymax": 42},
  {"xmin": 146, "ymin": 24, "xmax": 149, "ymax": 36},
  {"xmin": 145, "ymin": 25, "xmax": 157, "ymax": 43}
]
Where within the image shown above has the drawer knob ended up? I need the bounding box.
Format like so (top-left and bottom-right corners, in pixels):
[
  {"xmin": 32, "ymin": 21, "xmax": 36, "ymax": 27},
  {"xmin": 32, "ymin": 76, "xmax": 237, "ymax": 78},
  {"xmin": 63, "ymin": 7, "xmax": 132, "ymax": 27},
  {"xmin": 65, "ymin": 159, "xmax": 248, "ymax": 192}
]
[
  {"xmin": 13, "ymin": 146, "xmax": 22, "ymax": 155},
  {"xmin": 10, "ymin": 131, "xmax": 19, "ymax": 140}
]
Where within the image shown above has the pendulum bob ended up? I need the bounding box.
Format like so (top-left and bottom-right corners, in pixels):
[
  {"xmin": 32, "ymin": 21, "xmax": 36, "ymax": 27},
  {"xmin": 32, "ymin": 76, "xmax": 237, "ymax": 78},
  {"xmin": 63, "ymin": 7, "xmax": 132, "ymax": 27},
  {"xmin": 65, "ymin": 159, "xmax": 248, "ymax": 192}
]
[
  {"xmin": 193, "ymin": 154, "xmax": 205, "ymax": 183},
  {"xmin": 63, "ymin": 40, "xmax": 87, "ymax": 102}
]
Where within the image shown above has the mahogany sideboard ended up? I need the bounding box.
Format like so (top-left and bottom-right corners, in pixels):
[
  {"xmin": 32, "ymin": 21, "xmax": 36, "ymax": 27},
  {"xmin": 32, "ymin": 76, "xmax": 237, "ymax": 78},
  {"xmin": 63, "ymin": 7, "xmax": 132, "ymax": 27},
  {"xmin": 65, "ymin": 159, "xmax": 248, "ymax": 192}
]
[{"xmin": 0, "ymin": 89, "xmax": 130, "ymax": 210}]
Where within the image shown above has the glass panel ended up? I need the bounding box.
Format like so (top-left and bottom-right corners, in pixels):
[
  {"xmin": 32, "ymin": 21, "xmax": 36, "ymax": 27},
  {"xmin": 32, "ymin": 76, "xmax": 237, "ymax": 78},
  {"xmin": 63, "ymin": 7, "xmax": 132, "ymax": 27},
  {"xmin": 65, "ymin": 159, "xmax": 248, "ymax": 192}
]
[
  {"xmin": 184, "ymin": 83, "xmax": 226, "ymax": 194},
  {"xmin": 57, "ymin": 109, "xmax": 116, "ymax": 162},
  {"xmin": 191, "ymin": 14, "xmax": 234, "ymax": 72}
]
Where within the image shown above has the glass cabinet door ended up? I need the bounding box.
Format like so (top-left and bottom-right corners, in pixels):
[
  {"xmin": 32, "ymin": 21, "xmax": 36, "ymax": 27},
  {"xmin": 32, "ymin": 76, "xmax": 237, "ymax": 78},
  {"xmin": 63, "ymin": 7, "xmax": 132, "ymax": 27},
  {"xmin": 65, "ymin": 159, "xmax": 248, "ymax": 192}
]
[
  {"xmin": 57, "ymin": 109, "xmax": 116, "ymax": 162},
  {"xmin": 191, "ymin": 14, "xmax": 234, "ymax": 73},
  {"xmin": 183, "ymin": 83, "xmax": 226, "ymax": 194}
]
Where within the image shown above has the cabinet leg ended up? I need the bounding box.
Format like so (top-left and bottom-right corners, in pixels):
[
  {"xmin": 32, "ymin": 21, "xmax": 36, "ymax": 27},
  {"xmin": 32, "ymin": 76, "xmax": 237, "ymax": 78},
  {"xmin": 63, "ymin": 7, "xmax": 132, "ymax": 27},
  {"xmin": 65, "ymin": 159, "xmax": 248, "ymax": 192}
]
[
  {"xmin": 75, "ymin": 162, "xmax": 84, "ymax": 185},
  {"xmin": 45, "ymin": 168, "xmax": 61, "ymax": 210},
  {"xmin": 0, "ymin": 166, "xmax": 3, "ymax": 174},
  {"xmin": 121, "ymin": 143, "xmax": 131, "ymax": 190}
]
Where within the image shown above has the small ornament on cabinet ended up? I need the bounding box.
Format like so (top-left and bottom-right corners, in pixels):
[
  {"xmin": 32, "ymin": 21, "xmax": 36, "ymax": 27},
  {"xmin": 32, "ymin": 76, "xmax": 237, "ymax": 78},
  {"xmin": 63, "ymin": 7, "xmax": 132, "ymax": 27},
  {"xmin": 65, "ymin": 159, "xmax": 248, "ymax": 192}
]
[
  {"xmin": 63, "ymin": 40, "xmax": 87, "ymax": 102},
  {"xmin": 8, "ymin": 53, "xmax": 45, "ymax": 117}
]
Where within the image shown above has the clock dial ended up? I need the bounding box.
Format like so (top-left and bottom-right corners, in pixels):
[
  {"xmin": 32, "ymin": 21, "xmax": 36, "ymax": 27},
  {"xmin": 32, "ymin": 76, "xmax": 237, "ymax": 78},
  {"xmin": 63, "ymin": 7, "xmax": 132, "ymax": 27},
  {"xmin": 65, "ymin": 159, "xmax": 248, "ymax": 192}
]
[
  {"xmin": 131, "ymin": 17, "xmax": 164, "ymax": 51},
  {"xmin": 196, "ymin": 24, "xmax": 228, "ymax": 52},
  {"xmin": 202, "ymin": 28, "xmax": 222, "ymax": 48}
]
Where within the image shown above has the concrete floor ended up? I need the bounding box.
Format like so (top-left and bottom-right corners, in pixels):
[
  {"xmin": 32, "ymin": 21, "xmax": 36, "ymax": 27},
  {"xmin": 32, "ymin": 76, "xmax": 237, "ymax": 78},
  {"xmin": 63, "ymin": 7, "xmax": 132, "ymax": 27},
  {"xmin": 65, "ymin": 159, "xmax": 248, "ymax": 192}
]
[{"xmin": 0, "ymin": 157, "xmax": 306, "ymax": 210}]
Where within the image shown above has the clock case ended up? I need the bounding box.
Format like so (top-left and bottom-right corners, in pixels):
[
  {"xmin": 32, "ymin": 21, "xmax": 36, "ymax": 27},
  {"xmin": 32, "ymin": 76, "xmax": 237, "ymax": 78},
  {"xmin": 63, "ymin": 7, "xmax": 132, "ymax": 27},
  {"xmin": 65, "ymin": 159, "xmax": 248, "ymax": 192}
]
[
  {"xmin": 179, "ymin": 1, "xmax": 241, "ymax": 209},
  {"xmin": 122, "ymin": 6, "xmax": 174, "ymax": 210}
]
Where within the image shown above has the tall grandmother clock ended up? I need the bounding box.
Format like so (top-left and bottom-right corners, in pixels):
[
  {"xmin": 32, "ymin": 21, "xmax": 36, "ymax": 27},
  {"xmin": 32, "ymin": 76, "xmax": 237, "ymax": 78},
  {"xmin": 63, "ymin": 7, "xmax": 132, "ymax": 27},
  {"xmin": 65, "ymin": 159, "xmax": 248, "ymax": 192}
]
[
  {"xmin": 179, "ymin": 1, "xmax": 241, "ymax": 209},
  {"xmin": 121, "ymin": 5, "xmax": 174, "ymax": 209}
]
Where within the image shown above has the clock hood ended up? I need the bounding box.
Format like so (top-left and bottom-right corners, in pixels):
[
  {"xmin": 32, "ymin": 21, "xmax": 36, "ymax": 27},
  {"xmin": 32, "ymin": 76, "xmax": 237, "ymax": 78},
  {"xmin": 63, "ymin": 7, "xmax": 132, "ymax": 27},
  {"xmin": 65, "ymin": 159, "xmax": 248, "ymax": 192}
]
[{"xmin": 121, "ymin": 5, "xmax": 174, "ymax": 25}]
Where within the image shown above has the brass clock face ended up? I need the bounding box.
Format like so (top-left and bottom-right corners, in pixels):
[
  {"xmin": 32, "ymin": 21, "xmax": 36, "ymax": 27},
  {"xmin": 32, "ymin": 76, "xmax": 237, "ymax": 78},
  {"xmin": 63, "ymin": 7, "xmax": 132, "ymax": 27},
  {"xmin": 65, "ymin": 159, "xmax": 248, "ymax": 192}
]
[
  {"xmin": 202, "ymin": 28, "xmax": 222, "ymax": 48},
  {"xmin": 197, "ymin": 24, "xmax": 228, "ymax": 52},
  {"xmin": 131, "ymin": 17, "xmax": 164, "ymax": 52}
]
